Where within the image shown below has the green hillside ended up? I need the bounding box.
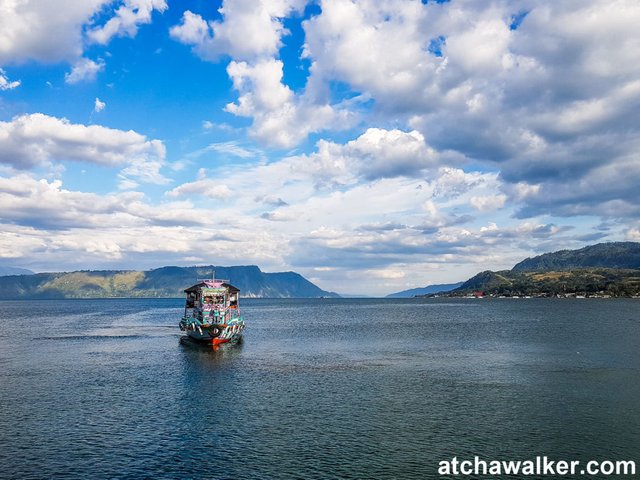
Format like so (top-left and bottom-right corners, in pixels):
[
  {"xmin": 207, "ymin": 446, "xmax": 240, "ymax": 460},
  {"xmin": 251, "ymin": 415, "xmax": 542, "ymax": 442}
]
[
  {"xmin": 447, "ymin": 242, "xmax": 640, "ymax": 297},
  {"xmin": 512, "ymin": 242, "xmax": 640, "ymax": 271},
  {"xmin": 454, "ymin": 268, "xmax": 640, "ymax": 297},
  {"xmin": 0, "ymin": 265, "xmax": 340, "ymax": 299}
]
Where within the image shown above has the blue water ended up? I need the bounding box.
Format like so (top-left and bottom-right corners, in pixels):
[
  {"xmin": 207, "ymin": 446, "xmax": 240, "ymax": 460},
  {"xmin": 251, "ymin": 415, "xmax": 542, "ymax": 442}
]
[{"xmin": 0, "ymin": 298, "xmax": 638, "ymax": 479}]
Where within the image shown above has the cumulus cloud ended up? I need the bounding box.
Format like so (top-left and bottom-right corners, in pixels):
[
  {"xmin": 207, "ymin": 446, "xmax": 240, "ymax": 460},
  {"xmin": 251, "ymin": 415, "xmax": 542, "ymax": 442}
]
[
  {"xmin": 285, "ymin": 215, "xmax": 583, "ymax": 294},
  {"xmin": 0, "ymin": 173, "xmax": 286, "ymax": 271},
  {"xmin": 0, "ymin": 0, "xmax": 106, "ymax": 64},
  {"xmin": 0, "ymin": 113, "xmax": 167, "ymax": 185},
  {"xmin": 260, "ymin": 210, "xmax": 299, "ymax": 222},
  {"xmin": 0, "ymin": 68, "xmax": 20, "ymax": 90},
  {"xmin": 87, "ymin": 0, "xmax": 168, "ymax": 45},
  {"xmin": 170, "ymin": 1, "xmax": 305, "ymax": 61},
  {"xmin": 0, "ymin": 174, "xmax": 199, "ymax": 230},
  {"xmin": 170, "ymin": 11, "xmax": 211, "ymax": 53},
  {"xmin": 172, "ymin": 2, "xmax": 349, "ymax": 148},
  {"xmin": 256, "ymin": 195, "xmax": 288, "ymax": 207},
  {"xmin": 470, "ymin": 194, "xmax": 507, "ymax": 213},
  {"xmin": 94, "ymin": 97, "xmax": 106, "ymax": 112},
  {"xmin": 65, "ymin": 58, "xmax": 105, "ymax": 84},
  {"xmin": 300, "ymin": 0, "xmax": 640, "ymax": 221},
  {"xmin": 117, "ymin": 157, "xmax": 169, "ymax": 188},
  {"xmin": 281, "ymin": 128, "xmax": 439, "ymax": 186},
  {"xmin": 510, "ymin": 154, "xmax": 640, "ymax": 220},
  {"xmin": 4, "ymin": 0, "xmax": 639, "ymax": 294},
  {"xmin": 0, "ymin": 0, "xmax": 164, "ymax": 81},
  {"xmin": 334, "ymin": 128, "xmax": 438, "ymax": 180},
  {"xmin": 626, "ymin": 227, "xmax": 640, "ymax": 242},
  {"xmin": 166, "ymin": 169, "xmax": 232, "ymax": 200},
  {"xmin": 225, "ymin": 58, "xmax": 352, "ymax": 148},
  {"xmin": 171, "ymin": 127, "xmax": 435, "ymax": 199}
]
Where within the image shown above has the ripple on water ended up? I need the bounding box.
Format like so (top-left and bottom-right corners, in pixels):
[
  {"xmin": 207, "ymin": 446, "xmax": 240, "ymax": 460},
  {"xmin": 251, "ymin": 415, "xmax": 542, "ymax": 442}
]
[{"xmin": 0, "ymin": 298, "xmax": 639, "ymax": 479}]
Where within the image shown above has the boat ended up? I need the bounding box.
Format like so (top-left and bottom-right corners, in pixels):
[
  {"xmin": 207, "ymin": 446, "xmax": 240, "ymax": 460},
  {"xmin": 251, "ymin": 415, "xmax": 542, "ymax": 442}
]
[{"xmin": 178, "ymin": 278, "xmax": 245, "ymax": 346}]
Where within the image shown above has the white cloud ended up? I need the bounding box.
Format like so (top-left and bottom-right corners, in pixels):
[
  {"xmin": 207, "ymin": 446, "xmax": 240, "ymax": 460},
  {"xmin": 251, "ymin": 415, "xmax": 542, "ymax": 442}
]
[
  {"xmin": 87, "ymin": 0, "xmax": 168, "ymax": 45},
  {"xmin": 0, "ymin": 68, "xmax": 20, "ymax": 90},
  {"xmin": 205, "ymin": 141, "xmax": 261, "ymax": 159},
  {"xmin": 333, "ymin": 128, "xmax": 438, "ymax": 180},
  {"xmin": 299, "ymin": 0, "xmax": 640, "ymax": 221},
  {"xmin": 364, "ymin": 268, "xmax": 406, "ymax": 280},
  {"xmin": 0, "ymin": 0, "xmax": 107, "ymax": 64},
  {"xmin": 0, "ymin": 113, "xmax": 167, "ymax": 185},
  {"xmin": 432, "ymin": 167, "xmax": 485, "ymax": 198},
  {"xmin": 225, "ymin": 58, "xmax": 353, "ymax": 148},
  {"xmin": 118, "ymin": 157, "xmax": 169, "ymax": 188},
  {"xmin": 0, "ymin": 0, "xmax": 165, "ymax": 80},
  {"xmin": 65, "ymin": 58, "xmax": 104, "ymax": 84},
  {"xmin": 302, "ymin": 0, "xmax": 437, "ymax": 110},
  {"xmin": 626, "ymin": 227, "xmax": 640, "ymax": 242},
  {"xmin": 172, "ymin": 2, "xmax": 349, "ymax": 149},
  {"xmin": 260, "ymin": 210, "xmax": 299, "ymax": 222},
  {"xmin": 170, "ymin": 1, "xmax": 305, "ymax": 61},
  {"xmin": 277, "ymin": 128, "xmax": 439, "ymax": 187},
  {"xmin": 166, "ymin": 169, "xmax": 232, "ymax": 200},
  {"xmin": 445, "ymin": 13, "xmax": 512, "ymax": 75},
  {"xmin": 0, "ymin": 173, "xmax": 203, "ymax": 231},
  {"xmin": 202, "ymin": 120, "xmax": 238, "ymax": 133},
  {"xmin": 170, "ymin": 11, "xmax": 211, "ymax": 52},
  {"xmin": 470, "ymin": 194, "xmax": 507, "ymax": 212},
  {"xmin": 0, "ymin": 173, "xmax": 286, "ymax": 271},
  {"xmin": 3, "ymin": 0, "xmax": 637, "ymax": 294},
  {"xmin": 94, "ymin": 97, "xmax": 106, "ymax": 112}
]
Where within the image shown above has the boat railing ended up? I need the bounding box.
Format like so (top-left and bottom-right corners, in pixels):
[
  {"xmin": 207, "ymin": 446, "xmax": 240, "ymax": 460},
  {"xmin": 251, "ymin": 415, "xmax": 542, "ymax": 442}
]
[{"xmin": 197, "ymin": 278, "xmax": 231, "ymax": 283}]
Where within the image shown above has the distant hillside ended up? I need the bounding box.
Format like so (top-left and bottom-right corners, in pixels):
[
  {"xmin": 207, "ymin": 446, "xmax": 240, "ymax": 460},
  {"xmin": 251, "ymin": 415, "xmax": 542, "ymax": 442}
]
[
  {"xmin": 454, "ymin": 268, "xmax": 640, "ymax": 297},
  {"xmin": 386, "ymin": 282, "xmax": 462, "ymax": 298},
  {"xmin": 513, "ymin": 242, "xmax": 640, "ymax": 271},
  {"xmin": 449, "ymin": 242, "xmax": 640, "ymax": 298},
  {"xmin": 0, "ymin": 265, "xmax": 340, "ymax": 299},
  {"xmin": 0, "ymin": 266, "xmax": 34, "ymax": 276}
]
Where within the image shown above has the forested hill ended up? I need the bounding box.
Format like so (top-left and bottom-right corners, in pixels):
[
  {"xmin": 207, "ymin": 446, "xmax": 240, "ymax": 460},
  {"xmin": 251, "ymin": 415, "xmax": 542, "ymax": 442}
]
[
  {"xmin": 448, "ymin": 242, "xmax": 640, "ymax": 298},
  {"xmin": 512, "ymin": 242, "xmax": 640, "ymax": 271},
  {"xmin": 0, "ymin": 265, "xmax": 340, "ymax": 299}
]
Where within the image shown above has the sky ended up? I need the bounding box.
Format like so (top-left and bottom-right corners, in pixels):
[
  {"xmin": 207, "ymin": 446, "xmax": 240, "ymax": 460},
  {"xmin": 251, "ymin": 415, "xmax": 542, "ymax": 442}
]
[{"xmin": 1, "ymin": 0, "xmax": 640, "ymax": 296}]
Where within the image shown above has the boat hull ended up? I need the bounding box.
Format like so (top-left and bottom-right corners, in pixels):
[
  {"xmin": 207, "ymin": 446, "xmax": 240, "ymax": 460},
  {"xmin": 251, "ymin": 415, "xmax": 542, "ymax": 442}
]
[{"xmin": 180, "ymin": 317, "xmax": 245, "ymax": 346}]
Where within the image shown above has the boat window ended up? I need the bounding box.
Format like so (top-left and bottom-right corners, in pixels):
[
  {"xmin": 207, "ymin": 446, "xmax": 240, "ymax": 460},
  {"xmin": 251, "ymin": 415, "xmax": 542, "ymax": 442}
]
[
  {"xmin": 186, "ymin": 293, "xmax": 196, "ymax": 308},
  {"xmin": 204, "ymin": 295, "xmax": 214, "ymax": 304}
]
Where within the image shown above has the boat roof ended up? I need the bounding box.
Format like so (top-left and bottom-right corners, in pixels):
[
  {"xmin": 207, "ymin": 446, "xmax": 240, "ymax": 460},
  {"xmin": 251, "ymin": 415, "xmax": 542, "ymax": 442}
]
[{"xmin": 184, "ymin": 280, "xmax": 240, "ymax": 294}]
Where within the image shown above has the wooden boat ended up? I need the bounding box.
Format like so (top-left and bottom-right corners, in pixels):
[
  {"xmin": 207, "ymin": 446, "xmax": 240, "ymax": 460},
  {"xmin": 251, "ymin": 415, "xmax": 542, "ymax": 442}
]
[{"xmin": 178, "ymin": 278, "xmax": 245, "ymax": 346}]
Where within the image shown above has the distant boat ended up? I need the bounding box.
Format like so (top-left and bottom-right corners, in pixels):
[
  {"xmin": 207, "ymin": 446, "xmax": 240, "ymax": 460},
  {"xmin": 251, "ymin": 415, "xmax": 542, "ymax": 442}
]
[{"xmin": 178, "ymin": 278, "xmax": 245, "ymax": 346}]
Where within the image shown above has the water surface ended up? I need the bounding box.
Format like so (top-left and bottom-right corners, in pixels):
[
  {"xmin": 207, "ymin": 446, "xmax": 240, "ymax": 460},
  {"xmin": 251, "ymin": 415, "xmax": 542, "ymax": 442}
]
[{"xmin": 0, "ymin": 298, "xmax": 638, "ymax": 479}]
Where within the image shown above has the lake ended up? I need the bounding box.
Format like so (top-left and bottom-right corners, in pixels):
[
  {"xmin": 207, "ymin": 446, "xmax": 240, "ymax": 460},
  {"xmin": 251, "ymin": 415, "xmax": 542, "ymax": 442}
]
[{"xmin": 0, "ymin": 298, "xmax": 638, "ymax": 479}]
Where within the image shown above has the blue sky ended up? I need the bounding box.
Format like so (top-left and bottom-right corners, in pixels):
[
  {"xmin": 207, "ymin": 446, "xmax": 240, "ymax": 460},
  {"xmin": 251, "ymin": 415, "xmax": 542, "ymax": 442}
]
[{"xmin": 1, "ymin": 0, "xmax": 639, "ymax": 295}]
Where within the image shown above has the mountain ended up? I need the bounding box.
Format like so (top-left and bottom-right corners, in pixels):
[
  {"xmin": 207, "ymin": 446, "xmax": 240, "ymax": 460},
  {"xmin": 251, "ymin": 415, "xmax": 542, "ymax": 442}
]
[
  {"xmin": 512, "ymin": 242, "xmax": 640, "ymax": 271},
  {"xmin": 454, "ymin": 268, "xmax": 640, "ymax": 297},
  {"xmin": 449, "ymin": 242, "xmax": 640, "ymax": 297},
  {"xmin": 386, "ymin": 282, "xmax": 463, "ymax": 298},
  {"xmin": 0, "ymin": 266, "xmax": 34, "ymax": 276},
  {"xmin": 0, "ymin": 265, "xmax": 340, "ymax": 299}
]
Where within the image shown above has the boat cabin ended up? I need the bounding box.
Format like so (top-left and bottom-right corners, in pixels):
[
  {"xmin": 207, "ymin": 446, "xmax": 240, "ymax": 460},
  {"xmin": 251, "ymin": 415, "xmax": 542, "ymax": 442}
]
[{"xmin": 183, "ymin": 280, "xmax": 240, "ymax": 325}]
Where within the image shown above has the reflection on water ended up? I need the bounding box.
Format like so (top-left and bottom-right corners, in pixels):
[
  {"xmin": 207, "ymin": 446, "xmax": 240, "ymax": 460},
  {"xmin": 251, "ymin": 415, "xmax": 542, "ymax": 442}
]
[
  {"xmin": 0, "ymin": 298, "xmax": 639, "ymax": 479},
  {"xmin": 180, "ymin": 335, "xmax": 244, "ymax": 356}
]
